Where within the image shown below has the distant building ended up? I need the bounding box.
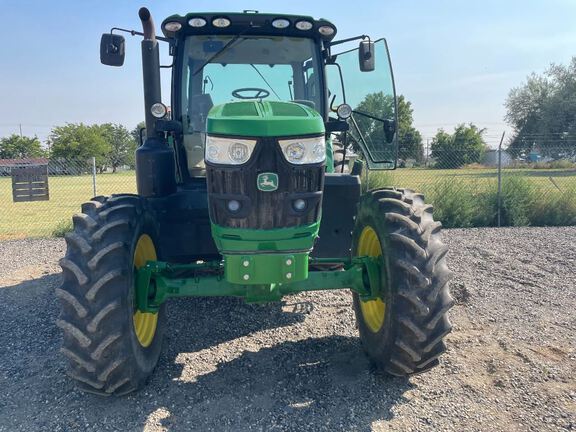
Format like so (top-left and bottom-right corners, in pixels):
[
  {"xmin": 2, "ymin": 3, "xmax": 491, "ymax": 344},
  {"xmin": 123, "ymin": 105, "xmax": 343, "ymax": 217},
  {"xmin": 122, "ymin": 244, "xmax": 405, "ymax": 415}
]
[
  {"xmin": 0, "ymin": 158, "xmax": 48, "ymax": 176},
  {"xmin": 482, "ymin": 150, "xmax": 512, "ymax": 167}
]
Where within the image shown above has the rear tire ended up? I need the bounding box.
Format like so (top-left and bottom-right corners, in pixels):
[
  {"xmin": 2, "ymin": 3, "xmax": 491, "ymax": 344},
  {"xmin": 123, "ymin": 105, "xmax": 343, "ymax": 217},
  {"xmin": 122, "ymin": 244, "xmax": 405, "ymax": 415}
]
[
  {"xmin": 352, "ymin": 188, "xmax": 454, "ymax": 376},
  {"xmin": 57, "ymin": 194, "xmax": 165, "ymax": 396}
]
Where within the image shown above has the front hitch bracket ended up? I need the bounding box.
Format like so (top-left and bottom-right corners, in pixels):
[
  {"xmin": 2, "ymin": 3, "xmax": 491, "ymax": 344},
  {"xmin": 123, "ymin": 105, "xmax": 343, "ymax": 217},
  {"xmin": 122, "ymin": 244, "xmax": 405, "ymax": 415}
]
[{"xmin": 135, "ymin": 256, "xmax": 384, "ymax": 313}]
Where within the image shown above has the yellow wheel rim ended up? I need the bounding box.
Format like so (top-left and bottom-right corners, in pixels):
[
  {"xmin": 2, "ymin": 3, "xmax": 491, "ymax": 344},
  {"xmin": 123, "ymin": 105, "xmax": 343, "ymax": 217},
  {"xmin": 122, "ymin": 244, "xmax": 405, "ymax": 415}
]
[
  {"xmin": 133, "ymin": 234, "xmax": 158, "ymax": 347},
  {"xmin": 357, "ymin": 226, "xmax": 386, "ymax": 333}
]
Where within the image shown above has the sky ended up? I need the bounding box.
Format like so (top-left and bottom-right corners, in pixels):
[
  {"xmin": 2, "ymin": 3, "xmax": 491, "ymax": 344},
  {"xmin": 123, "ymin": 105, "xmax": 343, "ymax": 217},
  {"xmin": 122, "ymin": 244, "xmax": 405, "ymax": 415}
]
[{"xmin": 1, "ymin": 0, "xmax": 575, "ymax": 149}]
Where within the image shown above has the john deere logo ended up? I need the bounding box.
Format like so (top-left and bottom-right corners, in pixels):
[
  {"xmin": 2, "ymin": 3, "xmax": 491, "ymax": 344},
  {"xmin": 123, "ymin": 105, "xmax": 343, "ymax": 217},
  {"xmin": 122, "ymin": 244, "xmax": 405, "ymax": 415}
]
[{"xmin": 257, "ymin": 172, "xmax": 278, "ymax": 192}]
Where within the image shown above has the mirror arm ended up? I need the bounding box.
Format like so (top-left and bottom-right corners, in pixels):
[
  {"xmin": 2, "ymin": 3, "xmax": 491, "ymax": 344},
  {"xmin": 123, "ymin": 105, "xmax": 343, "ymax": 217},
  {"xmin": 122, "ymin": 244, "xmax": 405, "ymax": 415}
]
[
  {"xmin": 328, "ymin": 34, "xmax": 369, "ymax": 47},
  {"xmin": 352, "ymin": 109, "xmax": 386, "ymax": 123},
  {"xmin": 109, "ymin": 27, "xmax": 173, "ymax": 43}
]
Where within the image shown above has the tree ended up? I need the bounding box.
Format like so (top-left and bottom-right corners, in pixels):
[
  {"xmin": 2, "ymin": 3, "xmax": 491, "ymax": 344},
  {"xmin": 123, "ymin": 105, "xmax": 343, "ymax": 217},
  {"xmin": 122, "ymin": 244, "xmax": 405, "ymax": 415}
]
[
  {"xmin": 130, "ymin": 121, "xmax": 146, "ymax": 147},
  {"xmin": 397, "ymin": 95, "xmax": 424, "ymax": 162},
  {"xmin": 99, "ymin": 123, "xmax": 137, "ymax": 172},
  {"xmin": 505, "ymin": 57, "xmax": 576, "ymax": 158},
  {"xmin": 352, "ymin": 92, "xmax": 423, "ymax": 162},
  {"xmin": 0, "ymin": 134, "xmax": 45, "ymax": 159},
  {"xmin": 49, "ymin": 123, "xmax": 111, "ymax": 171},
  {"xmin": 431, "ymin": 123, "xmax": 487, "ymax": 169}
]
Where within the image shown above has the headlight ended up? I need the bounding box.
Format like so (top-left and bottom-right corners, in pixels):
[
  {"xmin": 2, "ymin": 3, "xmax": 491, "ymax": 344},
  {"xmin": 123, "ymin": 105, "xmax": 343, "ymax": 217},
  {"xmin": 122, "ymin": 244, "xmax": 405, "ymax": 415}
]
[
  {"xmin": 150, "ymin": 103, "xmax": 167, "ymax": 119},
  {"xmin": 278, "ymin": 136, "xmax": 326, "ymax": 165},
  {"xmin": 205, "ymin": 136, "xmax": 257, "ymax": 165},
  {"xmin": 337, "ymin": 103, "xmax": 353, "ymax": 119}
]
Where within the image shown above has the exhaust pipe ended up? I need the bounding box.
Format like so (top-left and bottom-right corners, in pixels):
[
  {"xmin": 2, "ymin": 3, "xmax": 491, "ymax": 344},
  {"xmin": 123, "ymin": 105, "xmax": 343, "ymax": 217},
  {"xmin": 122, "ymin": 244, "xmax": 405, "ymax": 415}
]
[
  {"xmin": 136, "ymin": 7, "xmax": 176, "ymax": 198},
  {"xmin": 138, "ymin": 7, "xmax": 156, "ymax": 41},
  {"xmin": 139, "ymin": 7, "xmax": 161, "ymax": 139}
]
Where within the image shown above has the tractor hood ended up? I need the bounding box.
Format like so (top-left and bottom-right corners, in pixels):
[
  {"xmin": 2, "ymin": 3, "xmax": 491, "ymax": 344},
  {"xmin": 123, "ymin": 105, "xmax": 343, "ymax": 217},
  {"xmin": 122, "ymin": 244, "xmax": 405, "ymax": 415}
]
[{"xmin": 206, "ymin": 101, "xmax": 324, "ymax": 137}]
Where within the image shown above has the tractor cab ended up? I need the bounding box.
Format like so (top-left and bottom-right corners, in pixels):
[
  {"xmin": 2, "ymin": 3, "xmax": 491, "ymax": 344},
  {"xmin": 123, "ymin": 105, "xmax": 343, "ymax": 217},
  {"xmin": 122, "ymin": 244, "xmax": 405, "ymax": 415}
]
[
  {"xmin": 101, "ymin": 11, "xmax": 398, "ymax": 182},
  {"xmin": 164, "ymin": 12, "xmax": 399, "ymax": 177}
]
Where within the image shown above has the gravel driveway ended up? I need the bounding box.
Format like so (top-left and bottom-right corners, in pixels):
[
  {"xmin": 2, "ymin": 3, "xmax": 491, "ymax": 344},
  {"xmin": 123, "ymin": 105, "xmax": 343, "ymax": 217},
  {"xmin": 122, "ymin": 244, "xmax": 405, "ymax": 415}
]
[{"xmin": 0, "ymin": 227, "xmax": 574, "ymax": 431}]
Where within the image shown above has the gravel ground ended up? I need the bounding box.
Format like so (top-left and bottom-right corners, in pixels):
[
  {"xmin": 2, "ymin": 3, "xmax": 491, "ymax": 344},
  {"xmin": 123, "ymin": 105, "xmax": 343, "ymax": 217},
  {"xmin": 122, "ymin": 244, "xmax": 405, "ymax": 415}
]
[{"xmin": 0, "ymin": 227, "xmax": 574, "ymax": 432}]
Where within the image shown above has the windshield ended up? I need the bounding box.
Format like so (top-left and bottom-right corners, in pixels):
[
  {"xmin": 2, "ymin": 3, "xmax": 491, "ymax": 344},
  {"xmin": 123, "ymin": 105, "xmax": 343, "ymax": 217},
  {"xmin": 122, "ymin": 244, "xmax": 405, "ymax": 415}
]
[{"xmin": 179, "ymin": 35, "xmax": 323, "ymax": 135}]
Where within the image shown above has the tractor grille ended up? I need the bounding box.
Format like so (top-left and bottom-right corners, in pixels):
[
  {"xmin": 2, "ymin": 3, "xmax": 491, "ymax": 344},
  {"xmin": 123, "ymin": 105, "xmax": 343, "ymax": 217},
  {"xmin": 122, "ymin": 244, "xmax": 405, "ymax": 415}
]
[{"xmin": 206, "ymin": 136, "xmax": 324, "ymax": 229}]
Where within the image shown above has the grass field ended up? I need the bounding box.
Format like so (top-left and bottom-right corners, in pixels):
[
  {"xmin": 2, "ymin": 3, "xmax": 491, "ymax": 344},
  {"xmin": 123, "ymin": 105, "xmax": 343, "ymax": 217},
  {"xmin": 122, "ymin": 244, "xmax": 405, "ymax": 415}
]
[
  {"xmin": 0, "ymin": 172, "xmax": 137, "ymax": 239},
  {"xmin": 1, "ymin": 167, "xmax": 574, "ymax": 238}
]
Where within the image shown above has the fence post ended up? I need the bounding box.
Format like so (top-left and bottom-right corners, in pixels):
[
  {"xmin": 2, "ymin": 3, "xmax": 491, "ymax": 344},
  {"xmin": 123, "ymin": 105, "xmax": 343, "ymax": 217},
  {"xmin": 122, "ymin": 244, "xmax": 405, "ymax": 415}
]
[
  {"xmin": 92, "ymin": 157, "xmax": 97, "ymax": 197},
  {"xmin": 496, "ymin": 132, "xmax": 505, "ymax": 227}
]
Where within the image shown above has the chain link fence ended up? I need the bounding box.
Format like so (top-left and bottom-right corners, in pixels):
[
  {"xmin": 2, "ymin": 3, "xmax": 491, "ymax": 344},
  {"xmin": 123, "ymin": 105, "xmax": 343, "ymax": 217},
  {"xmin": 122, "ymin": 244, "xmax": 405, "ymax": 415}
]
[
  {"xmin": 368, "ymin": 144, "xmax": 576, "ymax": 228},
  {"xmin": 0, "ymin": 158, "xmax": 136, "ymax": 239},
  {"xmin": 0, "ymin": 145, "xmax": 575, "ymax": 238}
]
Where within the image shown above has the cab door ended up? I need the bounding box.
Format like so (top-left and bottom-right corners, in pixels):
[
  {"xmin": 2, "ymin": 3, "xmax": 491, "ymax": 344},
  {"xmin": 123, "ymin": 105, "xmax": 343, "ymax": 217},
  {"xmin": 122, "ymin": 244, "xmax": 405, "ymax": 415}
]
[{"xmin": 327, "ymin": 39, "xmax": 398, "ymax": 169}]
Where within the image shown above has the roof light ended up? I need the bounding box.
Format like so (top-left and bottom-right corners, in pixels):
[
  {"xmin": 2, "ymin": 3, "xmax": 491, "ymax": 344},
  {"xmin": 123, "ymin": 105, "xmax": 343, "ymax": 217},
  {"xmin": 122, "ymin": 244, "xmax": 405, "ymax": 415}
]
[
  {"xmin": 318, "ymin": 25, "xmax": 335, "ymax": 36},
  {"xmin": 164, "ymin": 21, "xmax": 182, "ymax": 32},
  {"xmin": 295, "ymin": 20, "xmax": 313, "ymax": 31},
  {"xmin": 188, "ymin": 17, "xmax": 207, "ymax": 27},
  {"xmin": 272, "ymin": 18, "xmax": 290, "ymax": 29},
  {"xmin": 212, "ymin": 17, "xmax": 231, "ymax": 28}
]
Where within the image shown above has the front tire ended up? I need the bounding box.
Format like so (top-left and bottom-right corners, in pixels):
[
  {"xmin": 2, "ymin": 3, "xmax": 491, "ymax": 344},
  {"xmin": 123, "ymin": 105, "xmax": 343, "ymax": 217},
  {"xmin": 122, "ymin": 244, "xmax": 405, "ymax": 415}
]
[
  {"xmin": 57, "ymin": 194, "xmax": 165, "ymax": 396},
  {"xmin": 352, "ymin": 188, "xmax": 454, "ymax": 376}
]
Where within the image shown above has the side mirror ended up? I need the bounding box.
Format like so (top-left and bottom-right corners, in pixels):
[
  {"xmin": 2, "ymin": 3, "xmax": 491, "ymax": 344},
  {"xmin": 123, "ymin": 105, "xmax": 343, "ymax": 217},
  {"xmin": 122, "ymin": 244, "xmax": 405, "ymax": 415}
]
[
  {"xmin": 358, "ymin": 41, "xmax": 375, "ymax": 72},
  {"xmin": 100, "ymin": 34, "xmax": 125, "ymax": 66},
  {"xmin": 383, "ymin": 119, "xmax": 396, "ymax": 143}
]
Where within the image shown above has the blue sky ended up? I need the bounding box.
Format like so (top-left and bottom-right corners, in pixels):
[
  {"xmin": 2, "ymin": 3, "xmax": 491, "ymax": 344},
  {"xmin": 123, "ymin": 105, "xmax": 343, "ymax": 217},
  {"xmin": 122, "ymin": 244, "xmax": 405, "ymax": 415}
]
[{"xmin": 1, "ymin": 0, "xmax": 575, "ymax": 148}]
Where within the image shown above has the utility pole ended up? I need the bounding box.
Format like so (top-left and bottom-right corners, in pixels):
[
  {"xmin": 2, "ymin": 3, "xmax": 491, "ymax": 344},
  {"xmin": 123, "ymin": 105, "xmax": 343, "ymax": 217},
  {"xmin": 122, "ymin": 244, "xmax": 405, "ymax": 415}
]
[{"xmin": 19, "ymin": 124, "xmax": 23, "ymax": 138}]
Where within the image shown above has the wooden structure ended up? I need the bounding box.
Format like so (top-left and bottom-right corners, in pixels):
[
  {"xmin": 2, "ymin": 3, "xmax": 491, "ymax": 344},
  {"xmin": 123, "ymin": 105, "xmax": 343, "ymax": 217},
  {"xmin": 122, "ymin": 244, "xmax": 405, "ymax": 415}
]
[{"xmin": 11, "ymin": 165, "xmax": 50, "ymax": 202}]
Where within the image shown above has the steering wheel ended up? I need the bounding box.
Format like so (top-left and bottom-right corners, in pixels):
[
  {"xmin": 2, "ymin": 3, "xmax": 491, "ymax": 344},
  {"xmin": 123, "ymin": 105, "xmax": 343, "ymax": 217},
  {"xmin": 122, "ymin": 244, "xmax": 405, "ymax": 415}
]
[{"xmin": 232, "ymin": 87, "xmax": 270, "ymax": 99}]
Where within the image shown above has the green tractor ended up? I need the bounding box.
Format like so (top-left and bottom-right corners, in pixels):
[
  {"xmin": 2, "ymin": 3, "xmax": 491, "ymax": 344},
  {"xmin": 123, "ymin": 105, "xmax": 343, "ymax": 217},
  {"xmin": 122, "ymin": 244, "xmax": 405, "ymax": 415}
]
[{"xmin": 57, "ymin": 7, "xmax": 454, "ymax": 396}]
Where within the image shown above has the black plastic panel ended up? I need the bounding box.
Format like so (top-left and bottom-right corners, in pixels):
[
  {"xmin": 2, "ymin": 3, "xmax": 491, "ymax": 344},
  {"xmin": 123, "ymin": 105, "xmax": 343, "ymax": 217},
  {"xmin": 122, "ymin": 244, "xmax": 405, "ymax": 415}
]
[
  {"xmin": 150, "ymin": 181, "xmax": 219, "ymax": 263},
  {"xmin": 311, "ymin": 173, "xmax": 361, "ymax": 258}
]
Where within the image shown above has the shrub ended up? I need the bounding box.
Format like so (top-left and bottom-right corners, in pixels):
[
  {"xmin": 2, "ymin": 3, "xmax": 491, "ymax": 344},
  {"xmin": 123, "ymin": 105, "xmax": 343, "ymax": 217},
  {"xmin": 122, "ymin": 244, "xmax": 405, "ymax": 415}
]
[
  {"xmin": 367, "ymin": 171, "xmax": 395, "ymax": 190},
  {"xmin": 427, "ymin": 179, "xmax": 488, "ymax": 228},
  {"xmin": 52, "ymin": 219, "xmax": 73, "ymax": 237},
  {"xmin": 532, "ymin": 159, "xmax": 576, "ymax": 169},
  {"xmin": 359, "ymin": 170, "xmax": 575, "ymax": 229},
  {"xmin": 529, "ymin": 186, "xmax": 576, "ymax": 226},
  {"xmin": 498, "ymin": 175, "xmax": 535, "ymax": 226}
]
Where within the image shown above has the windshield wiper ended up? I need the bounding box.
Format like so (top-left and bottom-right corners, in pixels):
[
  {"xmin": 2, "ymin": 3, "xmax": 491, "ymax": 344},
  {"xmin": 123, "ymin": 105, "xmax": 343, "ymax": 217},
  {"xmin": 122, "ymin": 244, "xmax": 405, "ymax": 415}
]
[
  {"xmin": 192, "ymin": 34, "xmax": 246, "ymax": 76},
  {"xmin": 250, "ymin": 64, "xmax": 281, "ymax": 100}
]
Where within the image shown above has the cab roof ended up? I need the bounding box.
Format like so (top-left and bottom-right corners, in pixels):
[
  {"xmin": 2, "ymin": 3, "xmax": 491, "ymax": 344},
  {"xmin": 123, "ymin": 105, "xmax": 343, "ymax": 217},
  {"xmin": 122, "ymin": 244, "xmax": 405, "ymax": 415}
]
[{"xmin": 161, "ymin": 11, "xmax": 337, "ymax": 42}]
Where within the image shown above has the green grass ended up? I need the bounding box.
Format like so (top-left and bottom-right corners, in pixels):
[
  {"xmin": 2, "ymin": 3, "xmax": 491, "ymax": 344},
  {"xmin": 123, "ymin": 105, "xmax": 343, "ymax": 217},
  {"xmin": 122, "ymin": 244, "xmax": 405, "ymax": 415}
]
[
  {"xmin": 0, "ymin": 171, "xmax": 137, "ymax": 239},
  {"xmin": 0, "ymin": 167, "xmax": 574, "ymax": 238}
]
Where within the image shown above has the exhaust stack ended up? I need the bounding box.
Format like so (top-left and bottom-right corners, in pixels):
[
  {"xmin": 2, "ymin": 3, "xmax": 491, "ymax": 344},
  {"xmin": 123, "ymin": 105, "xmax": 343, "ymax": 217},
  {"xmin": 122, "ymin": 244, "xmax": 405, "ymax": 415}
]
[
  {"xmin": 139, "ymin": 7, "xmax": 161, "ymax": 139},
  {"xmin": 135, "ymin": 7, "xmax": 176, "ymax": 197}
]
